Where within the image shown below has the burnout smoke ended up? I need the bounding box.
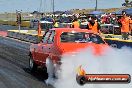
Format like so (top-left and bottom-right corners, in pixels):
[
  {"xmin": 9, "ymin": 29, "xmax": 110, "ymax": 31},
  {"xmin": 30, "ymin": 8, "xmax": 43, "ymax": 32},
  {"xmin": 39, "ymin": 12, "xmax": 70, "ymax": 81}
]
[{"xmin": 54, "ymin": 46, "xmax": 132, "ymax": 88}]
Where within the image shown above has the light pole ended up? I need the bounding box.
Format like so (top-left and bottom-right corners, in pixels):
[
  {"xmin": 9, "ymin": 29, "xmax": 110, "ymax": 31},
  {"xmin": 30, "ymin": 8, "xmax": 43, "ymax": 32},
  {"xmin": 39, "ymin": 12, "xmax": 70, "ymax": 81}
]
[
  {"xmin": 95, "ymin": 0, "xmax": 97, "ymax": 11},
  {"xmin": 52, "ymin": 0, "xmax": 55, "ymax": 18},
  {"xmin": 39, "ymin": 0, "xmax": 42, "ymax": 13}
]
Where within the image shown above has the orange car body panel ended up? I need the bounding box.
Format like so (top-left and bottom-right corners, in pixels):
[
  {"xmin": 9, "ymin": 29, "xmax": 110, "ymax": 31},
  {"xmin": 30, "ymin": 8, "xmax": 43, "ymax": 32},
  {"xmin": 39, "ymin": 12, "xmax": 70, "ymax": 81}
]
[{"xmin": 30, "ymin": 28, "xmax": 108, "ymax": 66}]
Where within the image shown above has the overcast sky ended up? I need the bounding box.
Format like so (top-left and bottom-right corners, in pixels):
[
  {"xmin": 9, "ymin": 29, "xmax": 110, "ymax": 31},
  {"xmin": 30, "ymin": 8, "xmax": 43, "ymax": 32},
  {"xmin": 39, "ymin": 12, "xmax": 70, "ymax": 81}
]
[{"xmin": 0, "ymin": 0, "xmax": 125, "ymax": 13}]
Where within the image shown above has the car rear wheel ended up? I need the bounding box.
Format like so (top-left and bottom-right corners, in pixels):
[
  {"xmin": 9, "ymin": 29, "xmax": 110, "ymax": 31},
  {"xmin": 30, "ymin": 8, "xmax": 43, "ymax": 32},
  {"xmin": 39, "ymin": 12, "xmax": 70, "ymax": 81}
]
[{"xmin": 29, "ymin": 56, "xmax": 38, "ymax": 72}]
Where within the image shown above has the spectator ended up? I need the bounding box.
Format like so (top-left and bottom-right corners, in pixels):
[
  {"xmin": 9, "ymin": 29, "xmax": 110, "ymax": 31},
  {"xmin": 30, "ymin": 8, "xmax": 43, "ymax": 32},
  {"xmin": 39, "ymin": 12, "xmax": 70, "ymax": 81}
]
[
  {"xmin": 118, "ymin": 11, "xmax": 132, "ymax": 40},
  {"xmin": 71, "ymin": 18, "xmax": 80, "ymax": 28},
  {"xmin": 87, "ymin": 16, "xmax": 101, "ymax": 34}
]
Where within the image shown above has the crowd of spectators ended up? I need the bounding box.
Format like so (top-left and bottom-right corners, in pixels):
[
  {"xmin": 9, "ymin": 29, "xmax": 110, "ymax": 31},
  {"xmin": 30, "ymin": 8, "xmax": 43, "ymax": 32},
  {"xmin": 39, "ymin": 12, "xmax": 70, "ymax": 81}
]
[{"xmin": 35, "ymin": 11, "xmax": 132, "ymax": 39}]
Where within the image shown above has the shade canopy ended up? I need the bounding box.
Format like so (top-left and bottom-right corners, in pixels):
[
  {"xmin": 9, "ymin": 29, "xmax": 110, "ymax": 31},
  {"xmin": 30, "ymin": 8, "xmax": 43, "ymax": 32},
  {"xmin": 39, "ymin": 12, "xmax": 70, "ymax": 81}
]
[
  {"xmin": 114, "ymin": 8, "xmax": 132, "ymax": 15},
  {"xmin": 63, "ymin": 11, "xmax": 73, "ymax": 14},
  {"xmin": 114, "ymin": 9, "xmax": 123, "ymax": 14},
  {"xmin": 54, "ymin": 11, "xmax": 64, "ymax": 14},
  {"xmin": 125, "ymin": 8, "xmax": 132, "ymax": 15}
]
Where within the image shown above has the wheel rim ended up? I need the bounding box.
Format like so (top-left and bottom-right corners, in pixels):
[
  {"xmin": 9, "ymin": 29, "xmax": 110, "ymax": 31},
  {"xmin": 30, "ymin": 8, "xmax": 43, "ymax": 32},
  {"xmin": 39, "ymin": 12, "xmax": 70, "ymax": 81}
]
[{"xmin": 29, "ymin": 58, "xmax": 33, "ymax": 69}]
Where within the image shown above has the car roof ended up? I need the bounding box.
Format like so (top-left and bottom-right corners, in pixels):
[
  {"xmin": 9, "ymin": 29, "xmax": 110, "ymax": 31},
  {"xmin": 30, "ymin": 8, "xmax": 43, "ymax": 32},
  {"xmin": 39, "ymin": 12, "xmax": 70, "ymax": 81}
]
[{"xmin": 49, "ymin": 28, "xmax": 93, "ymax": 33}]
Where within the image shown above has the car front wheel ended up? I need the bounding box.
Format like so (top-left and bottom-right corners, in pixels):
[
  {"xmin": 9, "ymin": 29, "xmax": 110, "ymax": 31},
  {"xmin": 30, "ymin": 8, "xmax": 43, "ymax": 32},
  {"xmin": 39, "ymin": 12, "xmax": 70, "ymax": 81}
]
[{"xmin": 29, "ymin": 56, "xmax": 38, "ymax": 72}]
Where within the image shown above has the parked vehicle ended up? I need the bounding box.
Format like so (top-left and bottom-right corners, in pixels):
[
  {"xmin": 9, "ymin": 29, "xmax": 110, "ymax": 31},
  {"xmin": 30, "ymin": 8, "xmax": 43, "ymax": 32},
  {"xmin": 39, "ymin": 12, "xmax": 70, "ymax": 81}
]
[{"xmin": 100, "ymin": 24, "xmax": 121, "ymax": 35}]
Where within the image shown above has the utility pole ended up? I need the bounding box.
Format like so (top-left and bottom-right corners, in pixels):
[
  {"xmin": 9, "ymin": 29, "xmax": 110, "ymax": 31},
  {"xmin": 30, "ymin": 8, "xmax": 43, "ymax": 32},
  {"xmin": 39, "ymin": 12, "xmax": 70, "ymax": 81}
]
[
  {"xmin": 95, "ymin": 0, "xmax": 97, "ymax": 11},
  {"xmin": 39, "ymin": 0, "xmax": 42, "ymax": 13},
  {"xmin": 52, "ymin": 0, "xmax": 55, "ymax": 18},
  {"xmin": 51, "ymin": 0, "xmax": 55, "ymax": 18}
]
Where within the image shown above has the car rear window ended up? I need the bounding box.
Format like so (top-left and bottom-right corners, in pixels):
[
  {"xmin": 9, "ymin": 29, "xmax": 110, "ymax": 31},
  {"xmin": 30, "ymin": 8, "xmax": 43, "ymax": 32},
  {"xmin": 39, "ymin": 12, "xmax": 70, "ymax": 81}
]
[{"xmin": 60, "ymin": 32, "xmax": 105, "ymax": 44}]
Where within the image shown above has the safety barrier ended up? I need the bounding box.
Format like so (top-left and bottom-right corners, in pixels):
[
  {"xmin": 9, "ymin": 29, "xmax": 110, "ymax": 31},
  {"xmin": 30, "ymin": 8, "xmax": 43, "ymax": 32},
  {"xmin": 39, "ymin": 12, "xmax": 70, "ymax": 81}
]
[
  {"xmin": 104, "ymin": 38, "xmax": 132, "ymax": 49},
  {"xmin": 0, "ymin": 20, "xmax": 30, "ymax": 27},
  {"xmin": 7, "ymin": 30, "xmax": 44, "ymax": 43}
]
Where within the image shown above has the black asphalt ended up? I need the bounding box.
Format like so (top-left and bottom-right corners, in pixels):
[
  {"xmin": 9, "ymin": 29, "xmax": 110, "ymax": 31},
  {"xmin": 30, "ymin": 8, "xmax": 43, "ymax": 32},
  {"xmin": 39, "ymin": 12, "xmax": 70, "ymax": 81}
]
[{"xmin": 0, "ymin": 36, "xmax": 53, "ymax": 88}]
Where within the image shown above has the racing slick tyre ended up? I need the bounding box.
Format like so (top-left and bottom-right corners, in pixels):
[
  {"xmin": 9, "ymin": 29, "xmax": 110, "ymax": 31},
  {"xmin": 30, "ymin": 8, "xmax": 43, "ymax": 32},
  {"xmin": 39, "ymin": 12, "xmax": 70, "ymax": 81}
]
[
  {"xmin": 76, "ymin": 75, "xmax": 86, "ymax": 86},
  {"xmin": 29, "ymin": 56, "xmax": 38, "ymax": 72}
]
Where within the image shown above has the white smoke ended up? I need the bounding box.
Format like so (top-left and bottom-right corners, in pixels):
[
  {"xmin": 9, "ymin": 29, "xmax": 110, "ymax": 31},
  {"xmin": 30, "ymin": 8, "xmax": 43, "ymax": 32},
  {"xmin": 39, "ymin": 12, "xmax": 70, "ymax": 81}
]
[{"xmin": 53, "ymin": 46, "xmax": 132, "ymax": 88}]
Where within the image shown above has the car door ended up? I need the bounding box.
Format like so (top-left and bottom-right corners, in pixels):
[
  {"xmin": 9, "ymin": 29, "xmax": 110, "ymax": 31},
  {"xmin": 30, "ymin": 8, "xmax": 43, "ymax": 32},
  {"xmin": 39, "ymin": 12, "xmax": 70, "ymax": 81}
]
[
  {"xmin": 37, "ymin": 31, "xmax": 51, "ymax": 65},
  {"xmin": 45, "ymin": 30, "xmax": 59, "ymax": 63}
]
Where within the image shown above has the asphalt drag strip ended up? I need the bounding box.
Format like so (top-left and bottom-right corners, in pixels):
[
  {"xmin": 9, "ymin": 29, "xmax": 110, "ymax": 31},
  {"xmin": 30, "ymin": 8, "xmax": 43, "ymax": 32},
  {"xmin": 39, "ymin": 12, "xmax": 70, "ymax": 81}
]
[{"xmin": 0, "ymin": 37, "xmax": 53, "ymax": 88}]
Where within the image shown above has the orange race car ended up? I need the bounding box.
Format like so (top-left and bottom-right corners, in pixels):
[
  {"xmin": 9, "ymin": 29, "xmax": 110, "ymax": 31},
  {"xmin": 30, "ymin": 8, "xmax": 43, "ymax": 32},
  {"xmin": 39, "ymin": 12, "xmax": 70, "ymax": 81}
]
[{"xmin": 29, "ymin": 28, "xmax": 108, "ymax": 79}]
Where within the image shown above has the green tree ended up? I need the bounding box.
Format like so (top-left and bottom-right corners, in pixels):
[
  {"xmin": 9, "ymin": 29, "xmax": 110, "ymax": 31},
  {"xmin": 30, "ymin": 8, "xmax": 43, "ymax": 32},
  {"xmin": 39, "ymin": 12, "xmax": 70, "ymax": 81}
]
[{"xmin": 125, "ymin": 0, "xmax": 129, "ymax": 4}]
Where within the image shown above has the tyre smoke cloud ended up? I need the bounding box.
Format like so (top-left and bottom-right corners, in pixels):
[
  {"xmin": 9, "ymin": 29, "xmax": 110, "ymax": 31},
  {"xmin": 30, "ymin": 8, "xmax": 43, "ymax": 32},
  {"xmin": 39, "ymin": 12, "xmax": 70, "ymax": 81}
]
[{"xmin": 54, "ymin": 47, "xmax": 132, "ymax": 88}]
